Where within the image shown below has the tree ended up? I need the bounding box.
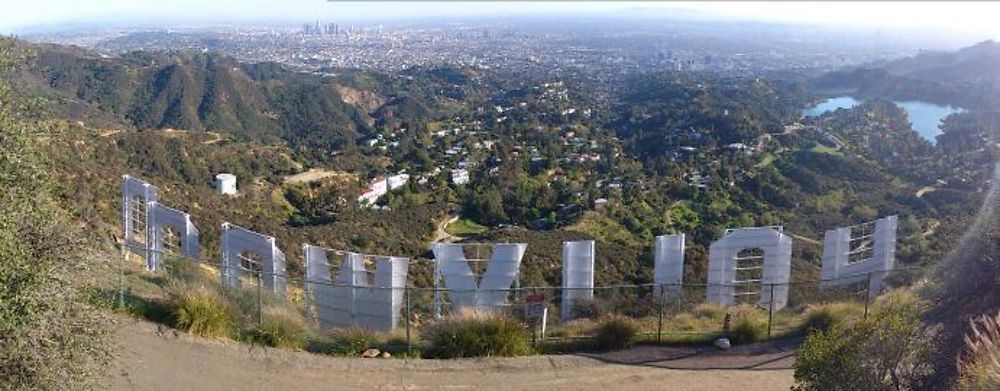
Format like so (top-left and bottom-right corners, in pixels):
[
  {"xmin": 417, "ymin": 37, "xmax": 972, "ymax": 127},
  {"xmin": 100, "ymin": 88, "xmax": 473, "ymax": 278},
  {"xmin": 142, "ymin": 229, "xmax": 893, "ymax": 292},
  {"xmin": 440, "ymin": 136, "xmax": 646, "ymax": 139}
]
[
  {"xmin": 468, "ymin": 188, "xmax": 508, "ymax": 225},
  {"xmin": 0, "ymin": 38, "xmax": 112, "ymax": 389}
]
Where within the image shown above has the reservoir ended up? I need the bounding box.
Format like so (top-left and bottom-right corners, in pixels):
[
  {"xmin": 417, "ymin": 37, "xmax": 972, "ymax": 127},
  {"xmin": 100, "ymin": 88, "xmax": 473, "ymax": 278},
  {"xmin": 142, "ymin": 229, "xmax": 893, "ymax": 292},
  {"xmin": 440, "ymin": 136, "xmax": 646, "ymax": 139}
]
[{"xmin": 803, "ymin": 96, "xmax": 965, "ymax": 144}]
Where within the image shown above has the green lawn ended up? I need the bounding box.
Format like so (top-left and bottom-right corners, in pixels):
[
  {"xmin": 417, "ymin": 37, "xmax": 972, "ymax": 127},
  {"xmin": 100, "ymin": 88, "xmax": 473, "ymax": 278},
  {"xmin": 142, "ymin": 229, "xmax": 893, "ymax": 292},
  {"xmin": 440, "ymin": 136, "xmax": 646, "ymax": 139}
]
[
  {"xmin": 754, "ymin": 154, "xmax": 776, "ymax": 169},
  {"xmin": 445, "ymin": 218, "xmax": 488, "ymax": 236},
  {"xmin": 810, "ymin": 144, "xmax": 843, "ymax": 156}
]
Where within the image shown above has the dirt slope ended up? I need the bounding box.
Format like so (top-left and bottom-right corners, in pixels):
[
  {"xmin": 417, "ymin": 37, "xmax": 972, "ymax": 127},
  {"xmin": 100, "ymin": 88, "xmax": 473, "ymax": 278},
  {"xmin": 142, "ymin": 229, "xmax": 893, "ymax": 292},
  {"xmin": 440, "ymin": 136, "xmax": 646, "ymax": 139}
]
[{"xmin": 108, "ymin": 319, "xmax": 794, "ymax": 391}]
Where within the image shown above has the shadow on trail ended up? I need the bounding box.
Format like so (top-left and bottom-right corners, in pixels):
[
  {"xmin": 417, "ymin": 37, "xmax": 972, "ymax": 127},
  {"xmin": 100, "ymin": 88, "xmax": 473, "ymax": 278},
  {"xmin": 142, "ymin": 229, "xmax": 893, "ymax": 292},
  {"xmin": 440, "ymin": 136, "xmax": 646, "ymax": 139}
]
[{"xmin": 578, "ymin": 336, "xmax": 801, "ymax": 371}]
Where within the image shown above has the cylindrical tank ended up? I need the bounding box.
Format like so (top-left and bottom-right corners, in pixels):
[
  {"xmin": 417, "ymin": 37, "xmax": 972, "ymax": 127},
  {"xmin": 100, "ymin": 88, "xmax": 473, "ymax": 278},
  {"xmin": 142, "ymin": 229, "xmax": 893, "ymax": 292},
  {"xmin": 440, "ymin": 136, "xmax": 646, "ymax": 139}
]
[{"xmin": 215, "ymin": 173, "xmax": 237, "ymax": 195}]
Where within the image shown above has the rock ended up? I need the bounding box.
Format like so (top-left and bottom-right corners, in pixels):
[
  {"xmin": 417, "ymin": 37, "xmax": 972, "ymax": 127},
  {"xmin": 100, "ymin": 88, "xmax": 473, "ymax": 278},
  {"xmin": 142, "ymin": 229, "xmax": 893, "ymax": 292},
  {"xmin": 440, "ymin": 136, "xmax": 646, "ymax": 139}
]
[
  {"xmin": 361, "ymin": 348, "xmax": 381, "ymax": 358},
  {"xmin": 713, "ymin": 337, "xmax": 731, "ymax": 350},
  {"xmin": 380, "ymin": 351, "xmax": 391, "ymax": 359}
]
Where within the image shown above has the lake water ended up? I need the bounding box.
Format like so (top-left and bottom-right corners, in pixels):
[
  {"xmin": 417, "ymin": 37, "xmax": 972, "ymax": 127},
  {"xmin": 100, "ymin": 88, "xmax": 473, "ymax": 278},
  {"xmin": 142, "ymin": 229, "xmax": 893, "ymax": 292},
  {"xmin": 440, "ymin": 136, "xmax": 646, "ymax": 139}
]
[{"xmin": 803, "ymin": 96, "xmax": 965, "ymax": 144}]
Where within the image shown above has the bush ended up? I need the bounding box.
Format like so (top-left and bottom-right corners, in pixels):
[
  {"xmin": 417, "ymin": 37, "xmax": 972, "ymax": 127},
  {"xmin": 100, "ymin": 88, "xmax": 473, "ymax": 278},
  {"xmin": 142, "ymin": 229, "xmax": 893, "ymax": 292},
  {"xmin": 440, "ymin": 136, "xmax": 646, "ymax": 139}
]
[
  {"xmin": 308, "ymin": 328, "xmax": 380, "ymax": 356},
  {"xmin": 802, "ymin": 302, "xmax": 865, "ymax": 332},
  {"xmin": 793, "ymin": 290, "xmax": 932, "ymax": 391},
  {"xmin": 594, "ymin": 315, "xmax": 639, "ymax": 350},
  {"xmin": 171, "ymin": 286, "xmax": 235, "ymax": 338},
  {"xmin": 422, "ymin": 309, "xmax": 533, "ymax": 358},
  {"xmin": 957, "ymin": 312, "xmax": 1000, "ymax": 390},
  {"xmin": 728, "ymin": 305, "xmax": 769, "ymax": 344},
  {"xmin": 247, "ymin": 306, "xmax": 309, "ymax": 349}
]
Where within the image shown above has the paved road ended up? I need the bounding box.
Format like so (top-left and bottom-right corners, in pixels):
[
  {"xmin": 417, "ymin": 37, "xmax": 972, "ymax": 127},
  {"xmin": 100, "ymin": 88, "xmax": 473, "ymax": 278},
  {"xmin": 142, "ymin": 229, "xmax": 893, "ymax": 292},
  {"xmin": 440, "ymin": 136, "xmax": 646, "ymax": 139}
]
[{"xmin": 109, "ymin": 319, "xmax": 795, "ymax": 391}]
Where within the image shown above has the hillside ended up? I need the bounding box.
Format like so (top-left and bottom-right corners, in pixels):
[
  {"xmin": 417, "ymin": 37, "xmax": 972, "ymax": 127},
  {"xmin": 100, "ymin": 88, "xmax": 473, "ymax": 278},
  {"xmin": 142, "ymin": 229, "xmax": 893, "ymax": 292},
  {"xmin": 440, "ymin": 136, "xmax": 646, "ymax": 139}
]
[
  {"xmin": 7, "ymin": 37, "xmax": 986, "ymax": 292},
  {"xmin": 8, "ymin": 42, "xmax": 485, "ymax": 157},
  {"xmin": 42, "ymin": 122, "xmax": 447, "ymax": 282},
  {"xmin": 810, "ymin": 41, "xmax": 1000, "ymax": 108}
]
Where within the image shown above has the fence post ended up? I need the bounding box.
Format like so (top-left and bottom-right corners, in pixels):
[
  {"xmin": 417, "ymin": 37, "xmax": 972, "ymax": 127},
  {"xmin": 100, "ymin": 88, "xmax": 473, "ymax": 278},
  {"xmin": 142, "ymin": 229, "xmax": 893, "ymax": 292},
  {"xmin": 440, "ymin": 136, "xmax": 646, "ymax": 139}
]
[
  {"xmin": 405, "ymin": 286, "xmax": 412, "ymax": 354},
  {"xmin": 433, "ymin": 259, "xmax": 441, "ymax": 319},
  {"xmin": 257, "ymin": 270, "xmax": 264, "ymax": 326},
  {"xmin": 767, "ymin": 283, "xmax": 775, "ymax": 338},
  {"xmin": 119, "ymin": 246, "xmax": 126, "ymax": 308},
  {"xmin": 863, "ymin": 272, "xmax": 871, "ymax": 319},
  {"xmin": 656, "ymin": 284, "xmax": 665, "ymax": 344}
]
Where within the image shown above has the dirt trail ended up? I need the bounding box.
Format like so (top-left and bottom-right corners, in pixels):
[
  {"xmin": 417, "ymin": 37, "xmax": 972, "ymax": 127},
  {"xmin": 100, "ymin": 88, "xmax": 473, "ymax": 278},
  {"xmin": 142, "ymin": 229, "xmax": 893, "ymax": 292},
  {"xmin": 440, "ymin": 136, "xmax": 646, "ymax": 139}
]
[
  {"xmin": 108, "ymin": 319, "xmax": 794, "ymax": 390},
  {"xmin": 282, "ymin": 168, "xmax": 354, "ymax": 184},
  {"xmin": 916, "ymin": 186, "xmax": 937, "ymax": 198},
  {"xmin": 431, "ymin": 215, "xmax": 461, "ymax": 244}
]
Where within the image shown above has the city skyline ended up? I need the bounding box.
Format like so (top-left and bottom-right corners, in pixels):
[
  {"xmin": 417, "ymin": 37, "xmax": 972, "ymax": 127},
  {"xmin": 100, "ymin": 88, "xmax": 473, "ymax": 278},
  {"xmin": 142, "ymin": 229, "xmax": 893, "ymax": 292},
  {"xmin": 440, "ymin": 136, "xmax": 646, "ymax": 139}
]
[{"xmin": 4, "ymin": 1, "xmax": 1000, "ymax": 40}]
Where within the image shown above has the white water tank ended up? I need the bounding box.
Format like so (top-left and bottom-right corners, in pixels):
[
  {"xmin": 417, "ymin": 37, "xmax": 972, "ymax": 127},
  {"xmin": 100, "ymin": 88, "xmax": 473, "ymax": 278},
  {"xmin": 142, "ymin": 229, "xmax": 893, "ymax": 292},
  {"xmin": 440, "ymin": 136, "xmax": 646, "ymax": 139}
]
[{"xmin": 215, "ymin": 173, "xmax": 237, "ymax": 195}]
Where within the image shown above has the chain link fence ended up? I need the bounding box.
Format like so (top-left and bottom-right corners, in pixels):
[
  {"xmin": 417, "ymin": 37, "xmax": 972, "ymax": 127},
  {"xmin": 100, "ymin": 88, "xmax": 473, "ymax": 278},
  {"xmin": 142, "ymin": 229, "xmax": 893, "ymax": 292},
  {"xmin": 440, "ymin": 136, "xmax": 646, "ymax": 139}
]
[{"xmin": 114, "ymin": 242, "xmax": 918, "ymax": 353}]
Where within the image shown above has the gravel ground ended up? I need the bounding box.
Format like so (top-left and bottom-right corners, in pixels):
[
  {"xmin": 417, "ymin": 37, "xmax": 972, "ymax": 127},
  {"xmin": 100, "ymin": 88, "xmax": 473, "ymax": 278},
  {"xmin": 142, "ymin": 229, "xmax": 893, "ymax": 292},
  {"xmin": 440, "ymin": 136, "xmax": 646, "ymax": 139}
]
[{"xmin": 108, "ymin": 318, "xmax": 794, "ymax": 391}]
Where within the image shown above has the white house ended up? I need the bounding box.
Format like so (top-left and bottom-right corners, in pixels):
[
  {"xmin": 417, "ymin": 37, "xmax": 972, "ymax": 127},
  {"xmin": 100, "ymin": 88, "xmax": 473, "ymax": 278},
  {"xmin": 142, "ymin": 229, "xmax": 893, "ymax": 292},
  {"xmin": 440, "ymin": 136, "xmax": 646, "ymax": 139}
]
[{"xmin": 451, "ymin": 169, "xmax": 470, "ymax": 185}]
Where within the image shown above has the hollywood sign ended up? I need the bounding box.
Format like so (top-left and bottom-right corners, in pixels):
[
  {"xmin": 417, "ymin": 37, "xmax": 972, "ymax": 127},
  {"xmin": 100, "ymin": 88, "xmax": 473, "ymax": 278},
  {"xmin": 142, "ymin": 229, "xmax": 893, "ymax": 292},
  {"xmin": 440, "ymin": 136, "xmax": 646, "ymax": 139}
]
[{"xmin": 122, "ymin": 175, "xmax": 897, "ymax": 331}]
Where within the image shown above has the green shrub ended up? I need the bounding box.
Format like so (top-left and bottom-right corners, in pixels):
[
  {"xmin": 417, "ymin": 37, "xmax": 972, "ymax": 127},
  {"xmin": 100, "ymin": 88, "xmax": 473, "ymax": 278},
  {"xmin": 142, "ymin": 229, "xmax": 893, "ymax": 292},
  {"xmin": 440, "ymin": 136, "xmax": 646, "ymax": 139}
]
[
  {"xmin": 547, "ymin": 318, "xmax": 598, "ymax": 338},
  {"xmin": 728, "ymin": 305, "xmax": 768, "ymax": 344},
  {"xmin": 802, "ymin": 302, "xmax": 865, "ymax": 332},
  {"xmin": 566, "ymin": 298, "xmax": 606, "ymax": 320},
  {"xmin": 247, "ymin": 307, "xmax": 308, "ymax": 349},
  {"xmin": 171, "ymin": 286, "xmax": 235, "ymax": 338},
  {"xmin": 793, "ymin": 289, "xmax": 932, "ymax": 391},
  {"xmin": 422, "ymin": 310, "xmax": 533, "ymax": 358},
  {"xmin": 594, "ymin": 315, "xmax": 639, "ymax": 350},
  {"xmin": 308, "ymin": 328, "xmax": 380, "ymax": 356}
]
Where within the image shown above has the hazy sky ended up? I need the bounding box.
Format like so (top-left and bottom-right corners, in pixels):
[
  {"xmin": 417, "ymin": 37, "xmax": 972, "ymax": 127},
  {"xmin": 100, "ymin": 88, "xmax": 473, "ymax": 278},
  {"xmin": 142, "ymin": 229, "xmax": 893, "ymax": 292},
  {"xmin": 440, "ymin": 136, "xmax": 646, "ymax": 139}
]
[{"xmin": 4, "ymin": 1, "xmax": 1000, "ymax": 38}]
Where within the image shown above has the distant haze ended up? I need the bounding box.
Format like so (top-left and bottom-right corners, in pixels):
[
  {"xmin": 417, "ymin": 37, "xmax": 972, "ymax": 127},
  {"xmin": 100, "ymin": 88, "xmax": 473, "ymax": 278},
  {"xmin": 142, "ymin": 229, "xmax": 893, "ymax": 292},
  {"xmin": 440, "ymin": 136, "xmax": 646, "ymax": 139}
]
[{"xmin": 4, "ymin": 1, "xmax": 999, "ymax": 41}]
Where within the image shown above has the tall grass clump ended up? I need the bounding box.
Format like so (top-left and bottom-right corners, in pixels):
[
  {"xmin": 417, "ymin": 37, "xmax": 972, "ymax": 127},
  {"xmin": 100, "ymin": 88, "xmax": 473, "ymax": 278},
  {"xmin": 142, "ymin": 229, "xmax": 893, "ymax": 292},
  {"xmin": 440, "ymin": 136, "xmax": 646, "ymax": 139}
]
[
  {"xmin": 247, "ymin": 306, "xmax": 309, "ymax": 349},
  {"xmin": 693, "ymin": 303, "xmax": 728, "ymax": 320},
  {"xmin": 957, "ymin": 312, "xmax": 1000, "ymax": 390},
  {"xmin": 422, "ymin": 309, "xmax": 533, "ymax": 358},
  {"xmin": 728, "ymin": 304, "xmax": 769, "ymax": 344},
  {"xmin": 170, "ymin": 285, "xmax": 235, "ymax": 338},
  {"xmin": 594, "ymin": 315, "xmax": 639, "ymax": 350},
  {"xmin": 802, "ymin": 302, "xmax": 865, "ymax": 332},
  {"xmin": 547, "ymin": 318, "xmax": 598, "ymax": 338}
]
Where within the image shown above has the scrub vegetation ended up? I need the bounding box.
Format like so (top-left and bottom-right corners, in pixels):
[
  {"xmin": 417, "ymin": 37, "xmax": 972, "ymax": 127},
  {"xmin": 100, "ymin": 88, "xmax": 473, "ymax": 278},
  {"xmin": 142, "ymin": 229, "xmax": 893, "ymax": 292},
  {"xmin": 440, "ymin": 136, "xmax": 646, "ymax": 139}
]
[{"xmin": 0, "ymin": 39, "xmax": 113, "ymax": 389}]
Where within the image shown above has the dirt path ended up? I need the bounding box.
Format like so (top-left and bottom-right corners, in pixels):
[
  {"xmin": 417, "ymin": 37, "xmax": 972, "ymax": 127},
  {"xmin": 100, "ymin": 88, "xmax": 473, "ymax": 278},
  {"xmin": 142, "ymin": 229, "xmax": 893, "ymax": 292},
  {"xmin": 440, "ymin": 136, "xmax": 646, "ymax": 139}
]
[
  {"xmin": 283, "ymin": 168, "xmax": 353, "ymax": 184},
  {"xmin": 431, "ymin": 215, "xmax": 461, "ymax": 244},
  {"xmin": 108, "ymin": 319, "xmax": 794, "ymax": 390},
  {"xmin": 915, "ymin": 186, "xmax": 938, "ymax": 198},
  {"xmin": 786, "ymin": 233, "xmax": 821, "ymax": 246}
]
